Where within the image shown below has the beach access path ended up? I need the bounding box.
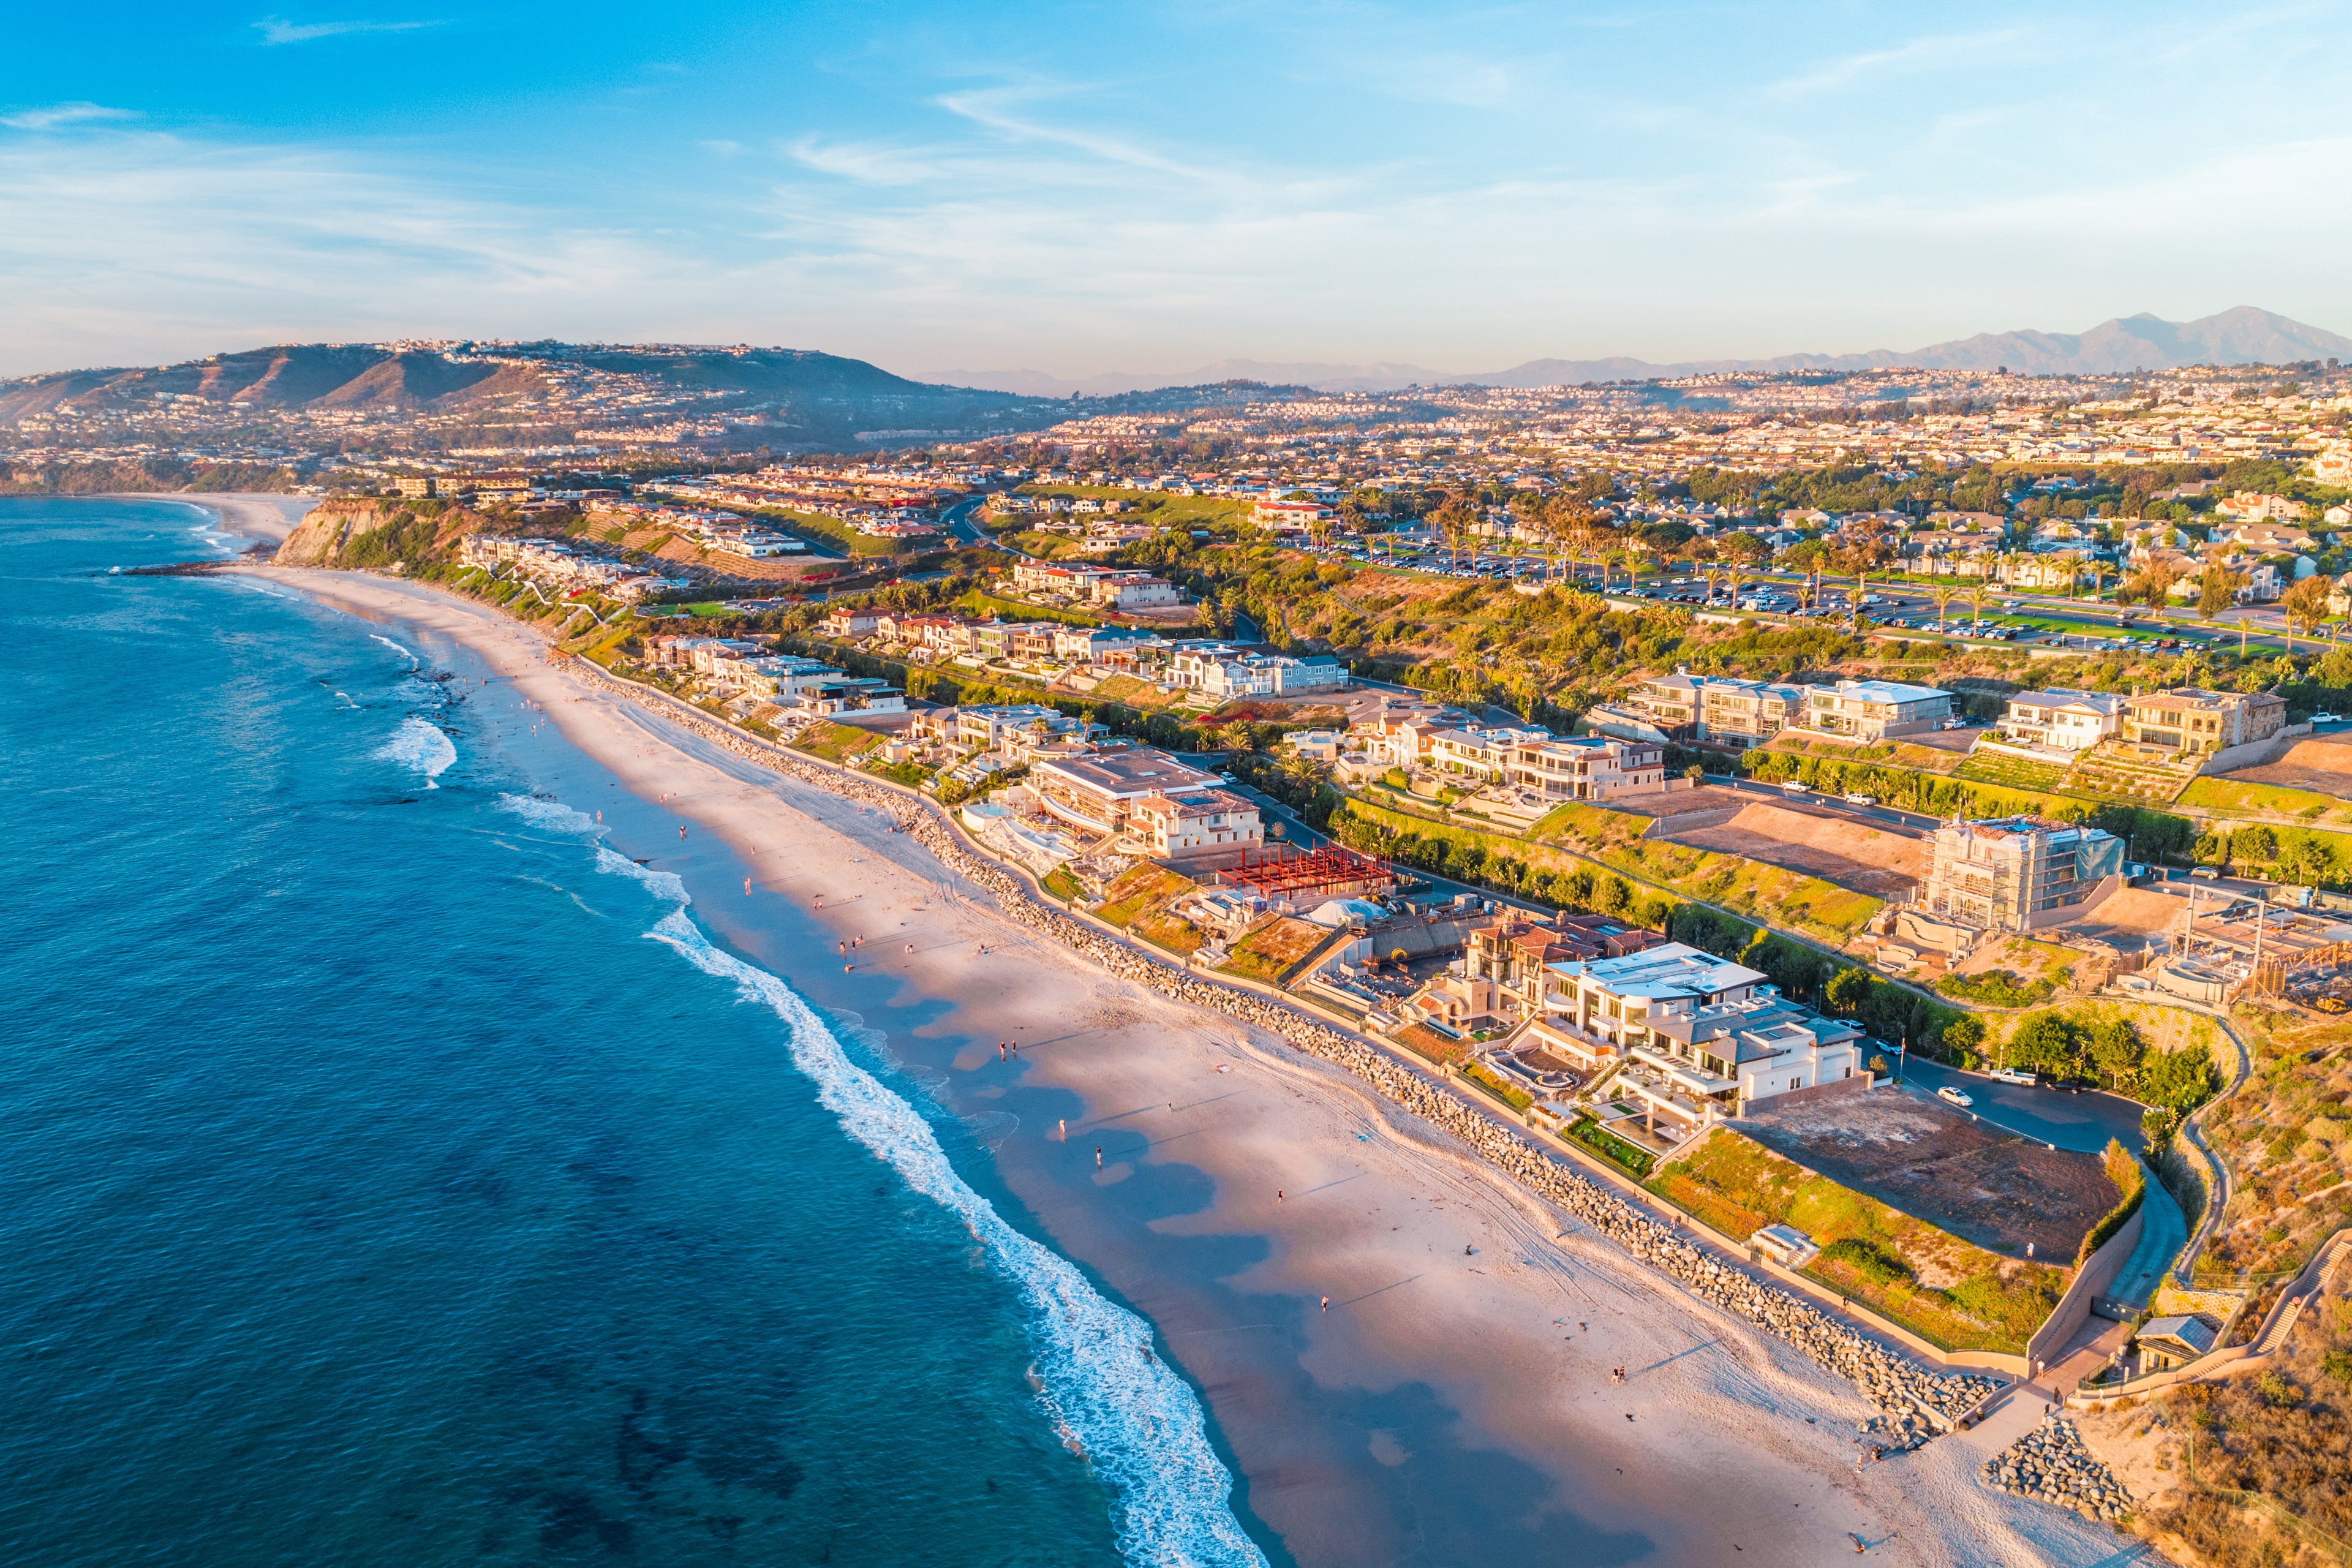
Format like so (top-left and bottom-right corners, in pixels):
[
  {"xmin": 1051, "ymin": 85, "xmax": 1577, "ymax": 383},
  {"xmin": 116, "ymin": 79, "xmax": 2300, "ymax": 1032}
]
[{"xmin": 253, "ymin": 563, "xmax": 2138, "ymax": 1568}]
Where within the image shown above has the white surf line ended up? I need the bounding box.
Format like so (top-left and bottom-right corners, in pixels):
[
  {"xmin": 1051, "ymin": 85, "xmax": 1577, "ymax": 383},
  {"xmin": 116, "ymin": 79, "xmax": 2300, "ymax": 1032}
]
[{"xmin": 496, "ymin": 796, "xmax": 1267, "ymax": 1568}]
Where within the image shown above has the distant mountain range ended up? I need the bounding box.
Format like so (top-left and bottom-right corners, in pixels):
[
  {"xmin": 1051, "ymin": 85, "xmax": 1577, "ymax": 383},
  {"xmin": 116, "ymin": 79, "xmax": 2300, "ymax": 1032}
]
[{"xmin": 932, "ymin": 307, "xmax": 2352, "ymax": 396}]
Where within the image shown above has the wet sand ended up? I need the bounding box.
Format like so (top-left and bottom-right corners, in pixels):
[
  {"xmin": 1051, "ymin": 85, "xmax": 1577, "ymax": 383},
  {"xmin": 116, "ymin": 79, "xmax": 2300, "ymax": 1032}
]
[{"xmin": 254, "ymin": 564, "xmax": 2134, "ymax": 1568}]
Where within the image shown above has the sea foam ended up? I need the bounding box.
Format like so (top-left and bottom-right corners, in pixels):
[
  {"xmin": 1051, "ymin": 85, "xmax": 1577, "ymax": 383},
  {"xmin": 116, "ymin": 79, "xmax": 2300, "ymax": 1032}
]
[
  {"xmin": 499, "ymin": 793, "xmax": 608, "ymax": 839},
  {"xmin": 371, "ymin": 633, "xmax": 420, "ymax": 665},
  {"xmin": 375, "ymin": 717, "xmax": 456, "ymax": 788},
  {"xmin": 595, "ymin": 846, "xmax": 1267, "ymax": 1568}
]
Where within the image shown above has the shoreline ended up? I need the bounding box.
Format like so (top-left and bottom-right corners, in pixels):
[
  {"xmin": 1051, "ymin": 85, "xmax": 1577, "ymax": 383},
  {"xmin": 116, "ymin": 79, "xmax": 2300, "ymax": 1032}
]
[
  {"xmin": 250, "ymin": 561, "xmax": 2136, "ymax": 1567},
  {"xmin": 87, "ymin": 490, "xmax": 317, "ymax": 548}
]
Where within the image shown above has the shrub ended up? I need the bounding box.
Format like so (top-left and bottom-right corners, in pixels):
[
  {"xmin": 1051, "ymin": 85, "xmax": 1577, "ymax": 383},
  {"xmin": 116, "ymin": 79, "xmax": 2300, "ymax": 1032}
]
[{"xmin": 1820, "ymin": 1237, "xmax": 1912, "ymax": 1288}]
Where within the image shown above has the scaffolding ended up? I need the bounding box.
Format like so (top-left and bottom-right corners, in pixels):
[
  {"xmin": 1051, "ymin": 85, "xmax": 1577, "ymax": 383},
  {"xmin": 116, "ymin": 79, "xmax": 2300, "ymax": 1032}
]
[{"xmin": 1212, "ymin": 845, "xmax": 1394, "ymax": 903}]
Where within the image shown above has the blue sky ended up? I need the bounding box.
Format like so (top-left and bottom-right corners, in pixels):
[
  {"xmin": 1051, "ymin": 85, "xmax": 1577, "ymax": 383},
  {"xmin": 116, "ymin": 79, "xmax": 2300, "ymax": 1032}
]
[{"xmin": 4, "ymin": 1, "xmax": 2350, "ymax": 379}]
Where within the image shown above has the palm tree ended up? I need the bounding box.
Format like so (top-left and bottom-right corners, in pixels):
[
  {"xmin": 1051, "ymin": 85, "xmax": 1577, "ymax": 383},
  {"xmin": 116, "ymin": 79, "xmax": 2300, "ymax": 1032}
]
[
  {"xmin": 1431, "ymin": 494, "xmax": 1476, "ymax": 571},
  {"xmin": 1967, "ymin": 579, "xmax": 1989, "ymax": 632},
  {"xmin": 1929, "ymin": 581, "xmax": 1960, "ymax": 633},
  {"xmin": 1531, "ymin": 497, "xmax": 1575, "ymax": 584},
  {"xmin": 1621, "ymin": 532, "xmax": 1656, "ymax": 594}
]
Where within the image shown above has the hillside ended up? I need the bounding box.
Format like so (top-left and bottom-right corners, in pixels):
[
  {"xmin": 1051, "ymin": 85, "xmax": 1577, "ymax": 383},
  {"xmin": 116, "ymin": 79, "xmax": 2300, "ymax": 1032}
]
[{"xmin": 0, "ymin": 341, "xmax": 1059, "ymax": 447}]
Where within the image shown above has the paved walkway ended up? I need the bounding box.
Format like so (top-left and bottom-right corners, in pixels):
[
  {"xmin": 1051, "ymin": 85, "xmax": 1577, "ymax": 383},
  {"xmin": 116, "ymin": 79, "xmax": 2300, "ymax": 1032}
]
[
  {"xmin": 2108, "ymin": 1164, "xmax": 2187, "ymax": 1310},
  {"xmin": 1950, "ymin": 1382, "xmax": 2059, "ymax": 1458}
]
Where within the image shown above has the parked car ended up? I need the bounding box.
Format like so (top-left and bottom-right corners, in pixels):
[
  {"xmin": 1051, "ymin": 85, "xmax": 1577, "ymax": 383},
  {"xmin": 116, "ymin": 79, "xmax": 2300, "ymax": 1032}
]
[
  {"xmin": 2190, "ymin": 866, "xmax": 2220, "ymax": 880},
  {"xmin": 1988, "ymin": 1067, "xmax": 2038, "ymax": 1087},
  {"xmin": 1937, "ymin": 1086, "xmax": 1975, "ymax": 1108}
]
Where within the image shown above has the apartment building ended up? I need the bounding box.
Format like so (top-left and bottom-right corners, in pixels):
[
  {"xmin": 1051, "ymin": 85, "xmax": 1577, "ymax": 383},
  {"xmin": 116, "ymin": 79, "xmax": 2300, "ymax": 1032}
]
[
  {"xmin": 707, "ymin": 653, "xmax": 845, "ymax": 698},
  {"xmin": 1520, "ymin": 943, "xmax": 1862, "ymax": 1129},
  {"xmin": 1425, "ymin": 725, "xmax": 1549, "ymax": 780},
  {"xmin": 1618, "ymin": 668, "xmax": 1808, "ymax": 750},
  {"xmin": 2120, "ymin": 687, "xmax": 2286, "ymax": 755},
  {"xmin": 925, "ymin": 703, "xmax": 1093, "ymax": 754},
  {"xmin": 1028, "ymin": 747, "xmax": 1223, "ymax": 834},
  {"xmin": 1509, "ymin": 735, "xmax": 1666, "ymax": 800},
  {"xmin": 1167, "ymin": 643, "xmax": 1348, "ymax": 698},
  {"xmin": 1800, "ymin": 677, "xmax": 1955, "ymax": 741},
  {"xmin": 1994, "ymin": 688, "xmax": 2126, "ymax": 752},
  {"xmin": 1918, "ymin": 815, "xmax": 2128, "ymax": 931},
  {"xmin": 1464, "ymin": 911, "xmax": 1664, "ymax": 1015},
  {"xmin": 1128, "ymin": 789, "xmax": 1265, "ymax": 863},
  {"xmin": 1008, "ymin": 559, "xmax": 1182, "ymax": 609},
  {"xmin": 820, "ymin": 608, "xmax": 882, "ymax": 638},
  {"xmin": 1050, "ymin": 625, "xmax": 1166, "ymax": 664}
]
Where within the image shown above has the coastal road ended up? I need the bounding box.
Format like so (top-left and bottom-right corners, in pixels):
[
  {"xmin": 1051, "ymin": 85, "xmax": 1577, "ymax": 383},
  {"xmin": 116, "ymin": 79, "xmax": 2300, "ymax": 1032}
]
[
  {"xmin": 941, "ymin": 494, "xmax": 997, "ymax": 548},
  {"xmin": 1891, "ymin": 1058, "xmax": 2146, "ymax": 1154},
  {"xmin": 1702, "ymin": 774, "xmax": 1946, "ymax": 834}
]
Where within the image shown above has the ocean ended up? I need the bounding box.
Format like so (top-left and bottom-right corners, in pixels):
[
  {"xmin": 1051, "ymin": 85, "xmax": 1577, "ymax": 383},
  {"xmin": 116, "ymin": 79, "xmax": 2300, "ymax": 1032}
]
[{"xmin": 0, "ymin": 498, "xmax": 1270, "ymax": 1567}]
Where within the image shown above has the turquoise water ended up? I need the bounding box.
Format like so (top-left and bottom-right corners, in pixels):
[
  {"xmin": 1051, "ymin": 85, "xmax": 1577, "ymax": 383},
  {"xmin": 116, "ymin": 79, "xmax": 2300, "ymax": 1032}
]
[{"xmin": 0, "ymin": 499, "xmax": 1266, "ymax": 1567}]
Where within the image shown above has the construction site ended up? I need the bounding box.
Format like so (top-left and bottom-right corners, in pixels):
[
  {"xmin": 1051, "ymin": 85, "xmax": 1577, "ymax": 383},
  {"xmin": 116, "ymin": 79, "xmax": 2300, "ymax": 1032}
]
[
  {"xmin": 1649, "ymin": 789, "xmax": 1928, "ymax": 899},
  {"xmin": 1206, "ymin": 843, "xmax": 1396, "ymax": 907}
]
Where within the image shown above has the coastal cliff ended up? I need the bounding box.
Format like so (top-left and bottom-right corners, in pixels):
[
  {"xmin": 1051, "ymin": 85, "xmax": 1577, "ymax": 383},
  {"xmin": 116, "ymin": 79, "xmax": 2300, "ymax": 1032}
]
[{"xmin": 275, "ymin": 496, "xmax": 484, "ymax": 568}]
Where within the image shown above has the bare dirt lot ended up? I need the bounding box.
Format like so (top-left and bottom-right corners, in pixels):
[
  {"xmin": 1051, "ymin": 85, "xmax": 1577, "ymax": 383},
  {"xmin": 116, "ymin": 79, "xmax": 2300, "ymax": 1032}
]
[
  {"xmin": 1738, "ymin": 1089, "xmax": 2119, "ymax": 1258},
  {"xmin": 2226, "ymin": 734, "xmax": 2352, "ymax": 797},
  {"xmin": 1657, "ymin": 798, "xmax": 1927, "ymax": 897},
  {"xmin": 2062, "ymin": 885, "xmax": 2192, "ymax": 947}
]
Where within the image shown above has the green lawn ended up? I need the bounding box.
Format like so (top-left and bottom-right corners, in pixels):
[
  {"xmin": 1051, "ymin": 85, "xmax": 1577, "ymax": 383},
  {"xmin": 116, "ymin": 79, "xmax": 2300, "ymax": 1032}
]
[
  {"xmin": 1566, "ymin": 1116, "xmax": 1655, "ymax": 1177},
  {"xmin": 790, "ymin": 720, "xmax": 884, "ymax": 764},
  {"xmin": 1460, "ymin": 1060, "xmax": 1534, "ymax": 1114},
  {"xmin": 1042, "ymin": 865, "xmax": 1083, "ymax": 902}
]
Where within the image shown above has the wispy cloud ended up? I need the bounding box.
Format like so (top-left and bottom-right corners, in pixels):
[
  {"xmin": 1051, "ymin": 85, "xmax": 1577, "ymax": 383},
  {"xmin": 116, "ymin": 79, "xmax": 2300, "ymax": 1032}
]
[
  {"xmin": 251, "ymin": 15, "xmax": 442, "ymax": 45},
  {"xmin": 1, "ymin": 102, "xmax": 138, "ymax": 131},
  {"xmin": 1765, "ymin": 28, "xmax": 2030, "ymax": 99}
]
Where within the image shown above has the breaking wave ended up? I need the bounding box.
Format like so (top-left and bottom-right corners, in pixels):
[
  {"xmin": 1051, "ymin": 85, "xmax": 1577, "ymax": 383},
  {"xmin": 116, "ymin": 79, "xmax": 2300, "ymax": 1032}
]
[
  {"xmin": 375, "ymin": 716, "xmax": 456, "ymax": 788},
  {"xmin": 587, "ymin": 833, "xmax": 1266, "ymax": 1568}
]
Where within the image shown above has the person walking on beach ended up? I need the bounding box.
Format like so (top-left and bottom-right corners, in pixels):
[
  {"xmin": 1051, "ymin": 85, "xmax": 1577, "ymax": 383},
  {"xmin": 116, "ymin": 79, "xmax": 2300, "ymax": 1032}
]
[
  {"xmin": 1058, "ymin": 1118, "xmax": 1066, "ymax": 1140},
  {"xmin": 1320, "ymin": 1296, "xmax": 1329, "ymax": 1313},
  {"xmin": 1095, "ymin": 1147, "xmax": 1103, "ymax": 1170}
]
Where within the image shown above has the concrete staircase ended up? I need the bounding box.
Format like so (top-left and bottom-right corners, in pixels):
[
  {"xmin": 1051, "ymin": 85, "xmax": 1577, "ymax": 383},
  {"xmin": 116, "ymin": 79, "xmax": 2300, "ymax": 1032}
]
[
  {"xmin": 2253, "ymin": 1230, "xmax": 2352, "ymax": 1357},
  {"xmin": 2059, "ymin": 740, "xmax": 2203, "ymax": 804}
]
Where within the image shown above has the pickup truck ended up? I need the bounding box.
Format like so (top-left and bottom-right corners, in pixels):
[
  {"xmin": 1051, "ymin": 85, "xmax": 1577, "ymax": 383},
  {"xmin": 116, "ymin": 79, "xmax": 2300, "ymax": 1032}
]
[
  {"xmin": 1779, "ymin": 780, "xmax": 1809, "ymax": 795},
  {"xmin": 1842, "ymin": 792, "xmax": 1876, "ymax": 806},
  {"xmin": 1987, "ymin": 1067, "xmax": 2038, "ymax": 1087}
]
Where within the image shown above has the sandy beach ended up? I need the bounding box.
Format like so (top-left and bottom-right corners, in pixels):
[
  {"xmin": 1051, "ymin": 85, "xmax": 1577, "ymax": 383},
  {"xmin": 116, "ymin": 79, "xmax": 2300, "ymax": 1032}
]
[
  {"xmin": 257, "ymin": 562, "xmax": 2137, "ymax": 1568},
  {"xmin": 103, "ymin": 490, "xmax": 318, "ymax": 548}
]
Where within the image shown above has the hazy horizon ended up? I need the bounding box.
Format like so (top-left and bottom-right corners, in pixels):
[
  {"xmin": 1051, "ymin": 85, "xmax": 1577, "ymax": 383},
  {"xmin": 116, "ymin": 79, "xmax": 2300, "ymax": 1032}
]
[{"xmin": 6, "ymin": 1, "xmax": 2351, "ymax": 380}]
